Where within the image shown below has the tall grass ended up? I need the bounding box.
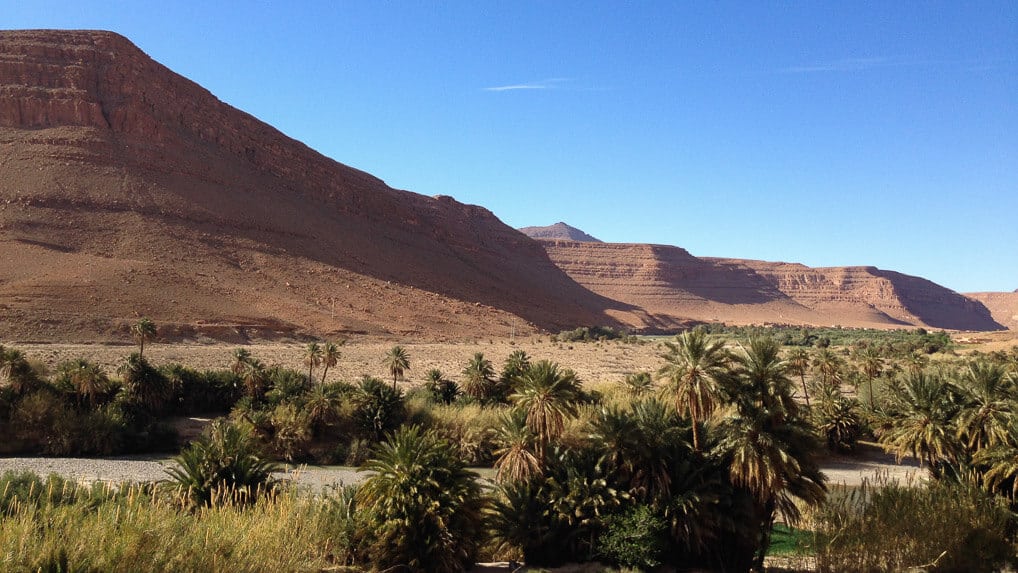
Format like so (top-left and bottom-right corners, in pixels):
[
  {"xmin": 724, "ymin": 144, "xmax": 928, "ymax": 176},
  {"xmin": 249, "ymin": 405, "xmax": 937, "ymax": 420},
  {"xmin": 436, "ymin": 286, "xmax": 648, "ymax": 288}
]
[
  {"xmin": 811, "ymin": 475, "xmax": 1016, "ymax": 573},
  {"xmin": 0, "ymin": 472, "xmax": 355, "ymax": 572}
]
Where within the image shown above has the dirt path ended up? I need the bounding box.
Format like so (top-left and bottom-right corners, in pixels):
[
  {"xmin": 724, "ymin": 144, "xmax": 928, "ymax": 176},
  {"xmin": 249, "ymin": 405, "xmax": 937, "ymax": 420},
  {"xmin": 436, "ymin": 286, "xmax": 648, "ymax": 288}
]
[{"xmin": 1, "ymin": 445, "xmax": 920, "ymax": 489}]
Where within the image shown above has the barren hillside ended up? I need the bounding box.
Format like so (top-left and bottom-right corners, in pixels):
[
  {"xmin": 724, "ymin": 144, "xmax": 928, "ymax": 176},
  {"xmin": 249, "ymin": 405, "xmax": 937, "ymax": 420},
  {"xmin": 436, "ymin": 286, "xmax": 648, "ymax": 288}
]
[
  {"xmin": 966, "ymin": 291, "xmax": 1018, "ymax": 331},
  {"xmin": 0, "ymin": 30, "xmax": 627, "ymax": 342},
  {"xmin": 538, "ymin": 239, "xmax": 1003, "ymax": 331}
]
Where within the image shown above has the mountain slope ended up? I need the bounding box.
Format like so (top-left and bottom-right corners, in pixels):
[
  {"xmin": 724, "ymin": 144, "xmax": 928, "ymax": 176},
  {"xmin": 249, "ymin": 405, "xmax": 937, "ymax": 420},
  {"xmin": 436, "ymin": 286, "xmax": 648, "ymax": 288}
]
[
  {"xmin": 537, "ymin": 240, "xmax": 1003, "ymax": 331},
  {"xmin": 0, "ymin": 30, "xmax": 628, "ymax": 342},
  {"xmin": 965, "ymin": 291, "xmax": 1018, "ymax": 331}
]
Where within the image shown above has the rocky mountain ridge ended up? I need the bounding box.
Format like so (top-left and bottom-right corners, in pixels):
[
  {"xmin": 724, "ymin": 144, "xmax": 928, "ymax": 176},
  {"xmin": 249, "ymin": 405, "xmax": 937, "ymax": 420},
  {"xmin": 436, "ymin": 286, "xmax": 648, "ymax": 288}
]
[{"xmin": 0, "ymin": 30, "xmax": 623, "ymax": 341}]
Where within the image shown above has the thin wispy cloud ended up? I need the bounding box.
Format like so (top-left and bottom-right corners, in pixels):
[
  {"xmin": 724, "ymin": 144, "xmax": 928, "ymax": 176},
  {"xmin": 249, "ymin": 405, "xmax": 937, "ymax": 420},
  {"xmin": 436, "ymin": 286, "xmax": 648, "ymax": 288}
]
[
  {"xmin": 483, "ymin": 78, "xmax": 571, "ymax": 92},
  {"xmin": 779, "ymin": 57, "xmax": 890, "ymax": 74}
]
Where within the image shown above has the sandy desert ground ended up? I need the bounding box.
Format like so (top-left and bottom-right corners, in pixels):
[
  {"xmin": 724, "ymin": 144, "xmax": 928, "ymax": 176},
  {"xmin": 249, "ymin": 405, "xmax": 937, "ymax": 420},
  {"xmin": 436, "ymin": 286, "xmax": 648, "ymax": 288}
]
[{"xmin": 10, "ymin": 338, "xmax": 667, "ymax": 388}]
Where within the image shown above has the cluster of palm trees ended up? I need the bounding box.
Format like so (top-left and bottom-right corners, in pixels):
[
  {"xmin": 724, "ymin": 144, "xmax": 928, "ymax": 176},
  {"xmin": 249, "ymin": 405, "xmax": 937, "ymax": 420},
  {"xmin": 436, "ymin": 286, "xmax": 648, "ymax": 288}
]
[{"xmin": 483, "ymin": 329, "xmax": 825, "ymax": 570}]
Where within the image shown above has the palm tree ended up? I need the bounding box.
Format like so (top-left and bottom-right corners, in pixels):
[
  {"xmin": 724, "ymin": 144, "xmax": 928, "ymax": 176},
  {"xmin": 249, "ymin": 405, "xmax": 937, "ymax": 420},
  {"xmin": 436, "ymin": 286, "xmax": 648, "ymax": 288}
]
[
  {"xmin": 241, "ymin": 358, "xmax": 268, "ymax": 400},
  {"xmin": 880, "ymin": 371, "xmax": 962, "ymax": 472},
  {"xmin": 65, "ymin": 358, "xmax": 109, "ymax": 408},
  {"xmin": 716, "ymin": 337, "xmax": 826, "ymax": 570},
  {"xmin": 590, "ymin": 398, "xmax": 687, "ymax": 506},
  {"xmin": 811, "ymin": 347, "xmax": 844, "ymax": 389},
  {"xmin": 230, "ymin": 348, "xmax": 252, "ymax": 375},
  {"xmin": 738, "ymin": 337, "xmax": 798, "ymax": 422},
  {"xmin": 304, "ymin": 383, "xmax": 341, "ymax": 430},
  {"xmin": 320, "ymin": 340, "xmax": 344, "ymax": 384},
  {"xmin": 906, "ymin": 351, "xmax": 929, "ymax": 374},
  {"xmin": 500, "ymin": 349, "xmax": 532, "ymax": 392},
  {"xmin": 0, "ymin": 347, "xmax": 40, "ymax": 395},
  {"xmin": 357, "ymin": 425, "xmax": 483, "ymax": 572},
  {"xmin": 510, "ymin": 360, "xmax": 581, "ymax": 465},
  {"xmin": 462, "ymin": 352, "xmax": 496, "ymax": 401},
  {"xmin": 303, "ymin": 342, "xmax": 323, "ymax": 384},
  {"xmin": 620, "ymin": 371, "xmax": 655, "ymax": 399},
  {"xmin": 492, "ymin": 409, "xmax": 541, "ymax": 483},
  {"xmin": 973, "ymin": 431, "xmax": 1018, "ymax": 498},
  {"xmin": 785, "ymin": 347, "xmax": 812, "ymax": 408},
  {"xmin": 118, "ymin": 352, "xmax": 172, "ymax": 412},
  {"xmin": 425, "ymin": 368, "xmax": 459, "ymax": 405},
  {"xmin": 131, "ymin": 317, "xmax": 157, "ymax": 358},
  {"xmin": 166, "ymin": 420, "xmax": 279, "ymax": 506},
  {"xmin": 656, "ymin": 328, "xmax": 732, "ymax": 452},
  {"xmin": 383, "ymin": 345, "xmax": 410, "ymax": 391},
  {"xmin": 953, "ymin": 362, "xmax": 1016, "ymax": 451},
  {"xmin": 856, "ymin": 345, "xmax": 884, "ymax": 409}
]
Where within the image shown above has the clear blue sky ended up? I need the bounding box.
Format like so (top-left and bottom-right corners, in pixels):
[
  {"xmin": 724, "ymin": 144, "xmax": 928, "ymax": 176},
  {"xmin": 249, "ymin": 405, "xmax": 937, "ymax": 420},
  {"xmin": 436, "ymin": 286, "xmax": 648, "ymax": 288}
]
[{"xmin": 4, "ymin": 1, "xmax": 1016, "ymax": 292}]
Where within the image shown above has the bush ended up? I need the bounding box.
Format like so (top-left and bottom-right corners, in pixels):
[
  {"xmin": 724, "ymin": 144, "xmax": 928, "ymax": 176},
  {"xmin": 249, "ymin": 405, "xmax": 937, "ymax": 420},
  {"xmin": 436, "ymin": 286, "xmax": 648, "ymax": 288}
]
[{"xmin": 597, "ymin": 504, "xmax": 667, "ymax": 569}]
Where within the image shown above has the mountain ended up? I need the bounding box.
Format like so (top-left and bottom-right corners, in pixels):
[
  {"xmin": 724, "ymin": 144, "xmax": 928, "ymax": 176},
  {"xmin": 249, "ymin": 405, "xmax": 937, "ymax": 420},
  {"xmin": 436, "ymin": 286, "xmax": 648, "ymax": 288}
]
[
  {"xmin": 519, "ymin": 222, "xmax": 602, "ymax": 242},
  {"xmin": 537, "ymin": 240, "xmax": 1004, "ymax": 331},
  {"xmin": 965, "ymin": 291, "xmax": 1018, "ymax": 331},
  {"xmin": 0, "ymin": 30, "xmax": 628, "ymax": 342}
]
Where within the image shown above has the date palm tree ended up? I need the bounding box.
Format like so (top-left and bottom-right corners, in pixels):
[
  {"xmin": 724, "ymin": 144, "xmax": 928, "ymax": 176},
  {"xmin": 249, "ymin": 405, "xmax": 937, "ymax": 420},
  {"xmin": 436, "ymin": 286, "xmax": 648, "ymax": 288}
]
[
  {"xmin": 716, "ymin": 337, "xmax": 826, "ymax": 570},
  {"xmin": 241, "ymin": 358, "xmax": 268, "ymax": 400},
  {"xmin": 811, "ymin": 347, "xmax": 844, "ymax": 389},
  {"xmin": 856, "ymin": 345, "xmax": 883, "ymax": 409},
  {"xmin": 65, "ymin": 358, "xmax": 109, "ymax": 408},
  {"xmin": 425, "ymin": 368, "xmax": 459, "ymax": 405},
  {"xmin": 303, "ymin": 342, "xmax": 323, "ymax": 384},
  {"xmin": 319, "ymin": 340, "xmax": 344, "ymax": 384},
  {"xmin": 357, "ymin": 425, "xmax": 483, "ymax": 572},
  {"xmin": 131, "ymin": 317, "xmax": 157, "ymax": 358},
  {"xmin": 462, "ymin": 352, "xmax": 496, "ymax": 401},
  {"xmin": 786, "ymin": 347, "xmax": 812, "ymax": 408},
  {"xmin": 656, "ymin": 328, "xmax": 732, "ymax": 452},
  {"xmin": 384, "ymin": 345, "xmax": 410, "ymax": 391},
  {"xmin": 510, "ymin": 360, "xmax": 581, "ymax": 465},
  {"xmin": 492, "ymin": 409, "xmax": 541, "ymax": 483},
  {"xmin": 973, "ymin": 431, "xmax": 1018, "ymax": 499},
  {"xmin": 880, "ymin": 371, "xmax": 962, "ymax": 472},
  {"xmin": 953, "ymin": 362, "xmax": 1016, "ymax": 451},
  {"xmin": 230, "ymin": 348, "xmax": 252, "ymax": 375},
  {"xmin": 620, "ymin": 371, "xmax": 655, "ymax": 399}
]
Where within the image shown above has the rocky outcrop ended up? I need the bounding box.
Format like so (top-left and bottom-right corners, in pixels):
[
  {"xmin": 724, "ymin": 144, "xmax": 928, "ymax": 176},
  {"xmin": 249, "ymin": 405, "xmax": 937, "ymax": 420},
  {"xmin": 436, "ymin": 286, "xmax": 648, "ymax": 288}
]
[
  {"xmin": 519, "ymin": 222, "xmax": 602, "ymax": 242},
  {"xmin": 0, "ymin": 30, "xmax": 626, "ymax": 342},
  {"xmin": 723, "ymin": 260, "xmax": 1004, "ymax": 331},
  {"xmin": 965, "ymin": 291, "xmax": 1018, "ymax": 331}
]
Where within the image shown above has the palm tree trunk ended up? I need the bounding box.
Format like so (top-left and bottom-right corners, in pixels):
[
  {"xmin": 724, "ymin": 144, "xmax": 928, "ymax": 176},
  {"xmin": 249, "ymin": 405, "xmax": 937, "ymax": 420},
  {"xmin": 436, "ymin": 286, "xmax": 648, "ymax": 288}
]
[
  {"xmin": 800, "ymin": 373, "xmax": 810, "ymax": 408},
  {"xmin": 690, "ymin": 401, "xmax": 701, "ymax": 452}
]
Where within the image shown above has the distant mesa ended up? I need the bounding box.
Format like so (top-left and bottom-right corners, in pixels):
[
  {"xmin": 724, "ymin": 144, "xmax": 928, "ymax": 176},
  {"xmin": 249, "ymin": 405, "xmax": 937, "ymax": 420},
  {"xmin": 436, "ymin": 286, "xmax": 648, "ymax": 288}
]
[{"xmin": 519, "ymin": 222, "xmax": 602, "ymax": 243}]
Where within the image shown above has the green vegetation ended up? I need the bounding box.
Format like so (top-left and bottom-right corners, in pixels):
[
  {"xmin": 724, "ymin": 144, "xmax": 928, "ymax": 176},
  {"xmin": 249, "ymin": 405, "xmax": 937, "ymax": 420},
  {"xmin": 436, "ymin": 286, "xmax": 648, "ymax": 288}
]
[{"xmin": 1, "ymin": 324, "xmax": 1017, "ymax": 572}]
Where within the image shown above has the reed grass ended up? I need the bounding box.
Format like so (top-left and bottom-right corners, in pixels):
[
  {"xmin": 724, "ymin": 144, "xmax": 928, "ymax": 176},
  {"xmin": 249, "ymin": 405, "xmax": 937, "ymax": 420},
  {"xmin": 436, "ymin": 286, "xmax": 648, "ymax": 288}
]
[{"xmin": 0, "ymin": 472, "xmax": 353, "ymax": 572}]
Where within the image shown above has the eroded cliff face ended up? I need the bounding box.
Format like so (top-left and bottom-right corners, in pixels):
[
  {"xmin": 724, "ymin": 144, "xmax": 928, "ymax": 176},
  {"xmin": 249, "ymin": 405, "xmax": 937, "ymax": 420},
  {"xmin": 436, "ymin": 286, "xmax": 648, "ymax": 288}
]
[
  {"xmin": 965, "ymin": 292, "xmax": 1018, "ymax": 331},
  {"xmin": 0, "ymin": 30, "xmax": 621, "ymax": 341},
  {"xmin": 723, "ymin": 261, "xmax": 1003, "ymax": 331},
  {"xmin": 539, "ymin": 240, "xmax": 1003, "ymax": 331}
]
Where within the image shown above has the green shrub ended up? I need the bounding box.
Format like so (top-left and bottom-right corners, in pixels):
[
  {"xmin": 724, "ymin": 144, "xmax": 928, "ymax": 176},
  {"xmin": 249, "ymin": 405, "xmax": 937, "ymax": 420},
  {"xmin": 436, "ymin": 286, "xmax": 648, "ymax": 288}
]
[{"xmin": 597, "ymin": 504, "xmax": 667, "ymax": 569}]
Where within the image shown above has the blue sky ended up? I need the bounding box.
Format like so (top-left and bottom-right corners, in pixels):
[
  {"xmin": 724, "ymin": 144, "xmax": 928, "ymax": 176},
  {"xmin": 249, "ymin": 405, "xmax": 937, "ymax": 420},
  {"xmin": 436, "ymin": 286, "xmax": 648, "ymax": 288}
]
[{"xmin": 4, "ymin": 1, "xmax": 1016, "ymax": 292}]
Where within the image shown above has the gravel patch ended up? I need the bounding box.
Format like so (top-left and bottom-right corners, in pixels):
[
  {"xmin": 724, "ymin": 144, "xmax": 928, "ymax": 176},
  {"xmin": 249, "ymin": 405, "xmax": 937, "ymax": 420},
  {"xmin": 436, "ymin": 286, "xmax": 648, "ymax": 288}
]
[{"xmin": 0, "ymin": 457, "xmax": 364, "ymax": 490}]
